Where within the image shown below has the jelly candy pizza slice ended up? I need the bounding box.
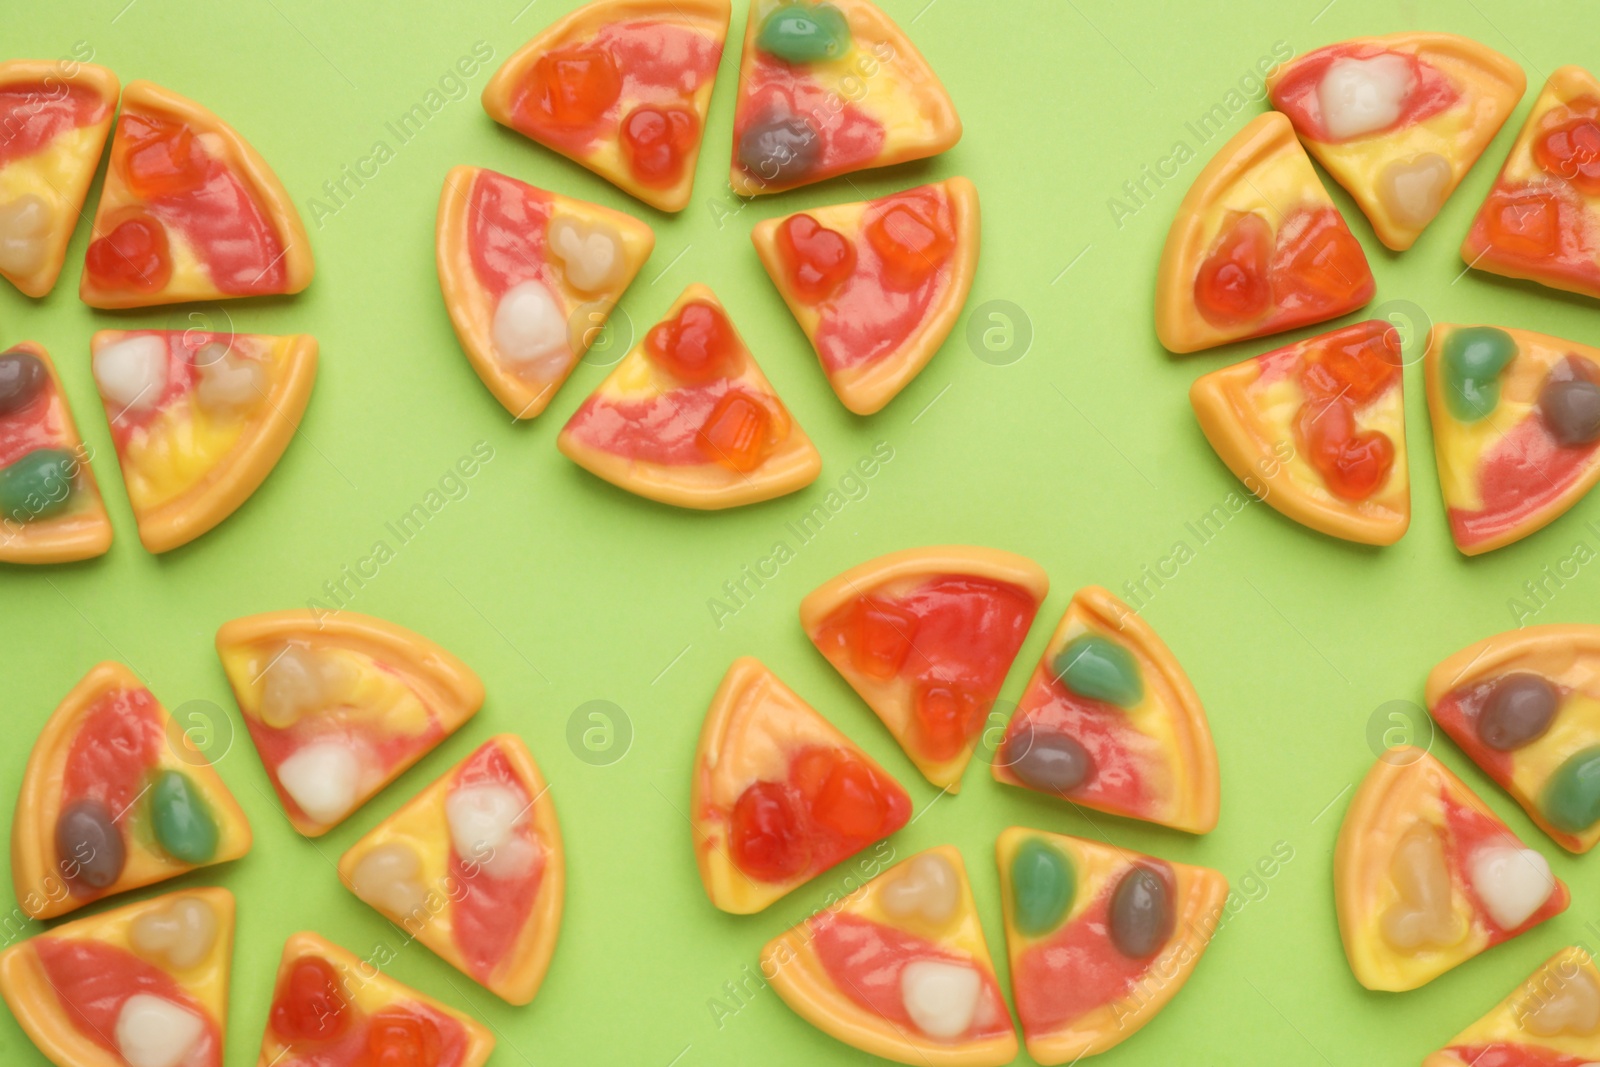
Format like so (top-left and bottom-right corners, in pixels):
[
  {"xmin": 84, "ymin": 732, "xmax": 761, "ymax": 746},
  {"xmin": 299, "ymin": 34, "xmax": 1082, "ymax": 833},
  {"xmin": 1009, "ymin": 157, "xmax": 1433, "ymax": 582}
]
[
  {"xmin": 482, "ymin": 0, "xmax": 731, "ymax": 213},
  {"xmin": 1424, "ymin": 946, "xmax": 1600, "ymax": 1067},
  {"xmin": 996, "ymin": 828, "xmax": 1227, "ymax": 1064},
  {"xmin": 692, "ymin": 657, "xmax": 911, "ymax": 914},
  {"xmin": 1335, "ymin": 748, "xmax": 1568, "ymax": 991},
  {"xmin": 1423, "ymin": 324, "xmax": 1600, "ymax": 555},
  {"xmin": 557, "ymin": 283, "xmax": 821, "ymax": 509},
  {"xmin": 1268, "ymin": 33, "xmax": 1525, "ymax": 251},
  {"xmin": 216, "ymin": 610, "xmax": 484, "ymax": 838},
  {"xmin": 1191, "ymin": 319, "xmax": 1410, "ymax": 546},
  {"xmin": 81, "ymin": 80, "xmax": 314, "ymax": 308},
  {"xmin": 0, "ymin": 888, "xmax": 235, "ymax": 1067},
  {"xmin": 12, "ymin": 662, "xmax": 252, "ymax": 922},
  {"xmin": 800, "ymin": 545, "xmax": 1047, "ymax": 791},
  {"xmin": 992, "ymin": 586, "xmax": 1219, "ymax": 834},
  {"xmin": 436, "ymin": 165, "xmax": 654, "ymax": 420},
  {"xmin": 1156, "ymin": 112, "xmax": 1375, "ymax": 353},
  {"xmin": 91, "ymin": 329, "xmax": 317, "ymax": 553},
  {"xmin": 339, "ymin": 735, "xmax": 563, "ymax": 1006},
  {"xmin": 731, "ymin": 0, "xmax": 961, "ymax": 196},
  {"xmin": 760, "ymin": 846, "xmax": 1017, "ymax": 1066},
  {"xmin": 0, "ymin": 60, "xmax": 118, "ymax": 297},
  {"xmin": 751, "ymin": 178, "xmax": 979, "ymax": 414}
]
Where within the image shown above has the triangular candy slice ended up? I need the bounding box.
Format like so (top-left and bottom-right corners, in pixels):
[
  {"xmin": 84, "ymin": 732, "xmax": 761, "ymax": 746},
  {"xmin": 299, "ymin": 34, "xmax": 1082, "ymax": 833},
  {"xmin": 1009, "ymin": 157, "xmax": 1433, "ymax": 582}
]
[
  {"xmin": 0, "ymin": 888, "xmax": 235, "ymax": 1067},
  {"xmin": 996, "ymin": 827, "xmax": 1227, "ymax": 1063},
  {"xmin": 1335, "ymin": 747, "xmax": 1569, "ymax": 991},
  {"xmin": 761, "ymin": 846, "xmax": 1017, "ymax": 1066},
  {"xmin": 91, "ymin": 329, "xmax": 317, "ymax": 553},
  {"xmin": 992, "ymin": 586, "xmax": 1220, "ymax": 834},
  {"xmin": 0, "ymin": 60, "xmax": 119, "ymax": 297},
  {"xmin": 81, "ymin": 80, "xmax": 313, "ymax": 308},
  {"xmin": 557, "ymin": 283, "xmax": 821, "ymax": 509},
  {"xmin": 482, "ymin": 0, "xmax": 731, "ymax": 213},
  {"xmin": 1191, "ymin": 318, "xmax": 1410, "ymax": 545},
  {"xmin": 0, "ymin": 342, "xmax": 113, "ymax": 564},
  {"xmin": 1156, "ymin": 112, "xmax": 1375, "ymax": 353},
  {"xmin": 338, "ymin": 735, "xmax": 563, "ymax": 1006},
  {"xmin": 1423, "ymin": 323, "xmax": 1600, "ymax": 555},
  {"xmin": 1424, "ymin": 946, "xmax": 1600, "ymax": 1067},
  {"xmin": 751, "ymin": 178, "xmax": 980, "ymax": 414},
  {"xmin": 1267, "ymin": 33, "xmax": 1525, "ymax": 251},
  {"xmin": 11, "ymin": 662, "xmax": 252, "ymax": 921},
  {"xmin": 691, "ymin": 657, "xmax": 911, "ymax": 914},
  {"xmin": 799, "ymin": 545, "xmax": 1047, "ymax": 790},
  {"xmin": 436, "ymin": 165, "xmax": 654, "ymax": 419},
  {"xmin": 216, "ymin": 609, "xmax": 484, "ymax": 837},
  {"xmin": 730, "ymin": 0, "xmax": 962, "ymax": 197}
]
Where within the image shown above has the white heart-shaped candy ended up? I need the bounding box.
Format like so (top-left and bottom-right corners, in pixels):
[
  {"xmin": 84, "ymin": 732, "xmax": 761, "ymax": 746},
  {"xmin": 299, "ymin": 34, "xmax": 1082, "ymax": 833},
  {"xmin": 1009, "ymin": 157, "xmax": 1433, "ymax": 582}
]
[
  {"xmin": 880, "ymin": 853, "xmax": 961, "ymax": 927},
  {"xmin": 446, "ymin": 782, "xmax": 537, "ymax": 880},
  {"xmin": 1378, "ymin": 153, "xmax": 1453, "ymax": 228},
  {"xmin": 492, "ymin": 280, "xmax": 571, "ymax": 380},
  {"xmin": 1318, "ymin": 54, "xmax": 1416, "ymax": 139},
  {"xmin": 0, "ymin": 194, "xmax": 51, "ymax": 275},
  {"xmin": 277, "ymin": 740, "xmax": 363, "ymax": 825},
  {"xmin": 900, "ymin": 960, "xmax": 981, "ymax": 1040},
  {"xmin": 115, "ymin": 994, "xmax": 206, "ymax": 1067},
  {"xmin": 93, "ymin": 335, "xmax": 170, "ymax": 412},
  {"xmin": 1469, "ymin": 844, "xmax": 1554, "ymax": 931},
  {"xmin": 550, "ymin": 217, "xmax": 623, "ymax": 293}
]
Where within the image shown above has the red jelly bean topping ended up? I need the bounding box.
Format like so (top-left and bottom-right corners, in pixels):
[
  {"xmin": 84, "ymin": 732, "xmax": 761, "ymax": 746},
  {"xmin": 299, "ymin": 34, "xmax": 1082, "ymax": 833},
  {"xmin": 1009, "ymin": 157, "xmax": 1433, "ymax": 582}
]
[
  {"xmin": 777, "ymin": 213, "xmax": 857, "ymax": 302},
  {"xmin": 913, "ymin": 682, "xmax": 985, "ymax": 763},
  {"xmin": 1271, "ymin": 206, "xmax": 1371, "ymax": 312},
  {"xmin": 1194, "ymin": 211, "xmax": 1273, "ymax": 326},
  {"xmin": 645, "ymin": 300, "xmax": 741, "ymax": 382},
  {"xmin": 866, "ymin": 202, "xmax": 954, "ymax": 289},
  {"xmin": 1534, "ymin": 101, "xmax": 1600, "ymax": 196},
  {"xmin": 1293, "ymin": 323, "xmax": 1401, "ymax": 501},
  {"xmin": 270, "ymin": 956, "xmax": 348, "ymax": 1042},
  {"xmin": 621, "ymin": 105, "xmax": 698, "ymax": 187},
  {"xmin": 519, "ymin": 47, "xmax": 621, "ymax": 128},
  {"xmin": 84, "ymin": 215, "xmax": 172, "ymax": 292},
  {"xmin": 366, "ymin": 1008, "xmax": 443, "ymax": 1067},
  {"xmin": 117, "ymin": 113, "xmax": 209, "ymax": 200},
  {"xmin": 696, "ymin": 390, "xmax": 780, "ymax": 472},
  {"xmin": 834, "ymin": 596, "xmax": 919, "ymax": 681},
  {"xmin": 730, "ymin": 779, "xmax": 808, "ymax": 881}
]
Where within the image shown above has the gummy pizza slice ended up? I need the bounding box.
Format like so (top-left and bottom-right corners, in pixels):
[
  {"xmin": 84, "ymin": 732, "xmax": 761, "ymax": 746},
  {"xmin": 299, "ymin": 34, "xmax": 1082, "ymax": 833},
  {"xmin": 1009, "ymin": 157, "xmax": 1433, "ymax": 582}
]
[
  {"xmin": 992, "ymin": 586, "xmax": 1219, "ymax": 834},
  {"xmin": 0, "ymin": 60, "xmax": 118, "ymax": 297},
  {"xmin": 692, "ymin": 657, "xmax": 911, "ymax": 914},
  {"xmin": 799, "ymin": 545, "xmax": 1047, "ymax": 791},
  {"xmin": 1423, "ymin": 323, "xmax": 1600, "ymax": 555},
  {"xmin": 81, "ymin": 80, "xmax": 314, "ymax": 308},
  {"xmin": 12, "ymin": 662, "xmax": 252, "ymax": 922},
  {"xmin": 216, "ymin": 609, "xmax": 484, "ymax": 838},
  {"xmin": 482, "ymin": 0, "xmax": 731, "ymax": 213},
  {"xmin": 1156, "ymin": 112, "xmax": 1375, "ymax": 354},
  {"xmin": 0, "ymin": 888, "xmax": 235, "ymax": 1067},
  {"xmin": 1424, "ymin": 946, "xmax": 1600, "ymax": 1067},
  {"xmin": 91, "ymin": 329, "xmax": 317, "ymax": 553},
  {"xmin": 1335, "ymin": 748, "xmax": 1568, "ymax": 992},
  {"xmin": 557, "ymin": 283, "xmax": 821, "ymax": 509},
  {"xmin": 996, "ymin": 828, "xmax": 1227, "ymax": 1064},
  {"xmin": 1190, "ymin": 318, "xmax": 1410, "ymax": 546},
  {"xmin": 731, "ymin": 0, "xmax": 961, "ymax": 197},
  {"xmin": 1267, "ymin": 33, "xmax": 1525, "ymax": 251},
  {"xmin": 761, "ymin": 846, "xmax": 1017, "ymax": 1066},
  {"xmin": 751, "ymin": 178, "xmax": 979, "ymax": 414},
  {"xmin": 339, "ymin": 735, "xmax": 563, "ymax": 1007},
  {"xmin": 436, "ymin": 165, "xmax": 654, "ymax": 419}
]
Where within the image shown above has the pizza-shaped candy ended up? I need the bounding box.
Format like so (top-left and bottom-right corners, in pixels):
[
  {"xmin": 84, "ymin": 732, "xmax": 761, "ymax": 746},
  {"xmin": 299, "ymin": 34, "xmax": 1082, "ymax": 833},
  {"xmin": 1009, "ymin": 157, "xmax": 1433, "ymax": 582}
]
[
  {"xmin": 996, "ymin": 828, "xmax": 1227, "ymax": 1064},
  {"xmin": 1335, "ymin": 748, "xmax": 1568, "ymax": 991},
  {"xmin": 12, "ymin": 662, "xmax": 252, "ymax": 922},
  {"xmin": 692, "ymin": 657, "xmax": 911, "ymax": 914},
  {"xmin": 91, "ymin": 329, "xmax": 317, "ymax": 553},
  {"xmin": 1424, "ymin": 946, "xmax": 1600, "ymax": 1067},
  {"xmin": 760, "ymin": 846, "xmax": 1016, "ymax": 1066},
  {"xmin": 0, "ymin": 343, "xmax": 112, "ymax": 564},
  {"xmin": 436, "ymin": 165, "xmax": 654, "ymax": 419},
  {"xmin": 1267, "ymin": 33, "xmax": 1525, "ymax": 251},
  {"xmin": 751, "ymin": 178, "xmax": 979, "ymax": 414},
  {"xmin": 1156, "ymin": 112, "xmax": 1375, "ymax": 354},
  {"xmin": 216, "ymin": 610, "xmax": 483, "ymax": 838},
  {"xmin": 557, "ymin": 283, "xmax": 821, "ymax": 509},
  {"xmin": 992, "ymin": 586, "xmax": 1219, "ymax": 834},
  {"xmin": 0, "ymin": 60, "xmax": 118, "ymax": 297},
  {"xmin": 799, "ymin": 545, "xmax": 1047, "ymax": 790},
  {"xmin": 259, "ymin": 932, "xmax": 496, "ymax": 1067},
  {"xmin": 1191, "ymin": 319, "xmax": 1410, "ymax": 546},
  {"xmin": 81, "ymin": 81, "xmax": 313, "ymax": 308},
  {"xmin": 482, "ymin": 0, "xmax": 731, "ymax": 213},
  {"xmin": 0, "ymin": 888, "xmax": 235, "ymax": 1067},
  {"xmin": 338, "ymin": 736, "xmax": 563, "ymax": 1006},
  {"xmin": 1423, "ymin": 323, "xmax": 1600, "ymax": 555},
  {"xmin": 730, "ymin": 0, "xmax": 961, "ymax": 196}
]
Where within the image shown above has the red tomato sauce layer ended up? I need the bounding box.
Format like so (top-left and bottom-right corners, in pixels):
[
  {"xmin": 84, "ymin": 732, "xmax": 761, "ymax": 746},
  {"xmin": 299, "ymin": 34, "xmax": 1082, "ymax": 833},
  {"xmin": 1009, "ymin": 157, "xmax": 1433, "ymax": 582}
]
[
  {"xmin": 1006, "ymin": 667, "xmax": 1152, "ymax": 816},
  {"xmin": 1449, "ymin": 409, "xmax": 1600, "ymax": 549},
  {"xmin": 1447, "ymin": 1045, "xmax": 1597, "ymax": 1067},
  {"xmin": 1269, "ymin": 44, "xmax": 1458, "ymax": 142},
  {"xmin": 449, "ymin": 743, "xmax": 543, "ymax": 983},
  {"xmin": 0, "ymin": 82, "xmax": 109, "ymax": 167},
  {"xmin": 1441, "ymin": 792, "xmax": 1567, "ymax": 945},
  {"xmin": 736, "ymin": 63, "xmax": 885, "ymax": 184},
  {"xmin": 0, "ymin": 370, "xmax": 69, "ymax": 469},
  {"xmin": 564, "ymin": 376, "xmax": 749, "ymax": 465},
  {"xmin": 62, "ymin": 687, "xmax": 162, "ymax": 816},
  {"xmin": 466, "ymin": 169, "xmax": 555, "ymax": 300}
]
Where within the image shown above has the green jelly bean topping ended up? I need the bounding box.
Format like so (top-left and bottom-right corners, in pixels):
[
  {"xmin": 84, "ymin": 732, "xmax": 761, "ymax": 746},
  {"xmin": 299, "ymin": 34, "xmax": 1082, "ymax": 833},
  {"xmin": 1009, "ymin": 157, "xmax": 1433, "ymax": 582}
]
[
  {"xmin": 1542, "ymin": 746, "xmax": 1600, "ymax": 834},
  {"xmin": 1011, "ymin": 837, "xmax": 1075, "ymax": 936},
  {"xmin": 0, "ymin": 447, "xmax": 77, "ymax": 525},
  {"xmin": 1443, "ymin": 326, "xmax": 1518, "ymax": 422},
  {"xmin": 150, "ymin": 769, "xmax": 219, "ymax": 865},
  {"xmin": 758, "ymin": 3, "xmax": 852, "ymax": 64},
  {"xmin": 1052, "ymin": 634, "xmax": 1143, "ymax": 708}
]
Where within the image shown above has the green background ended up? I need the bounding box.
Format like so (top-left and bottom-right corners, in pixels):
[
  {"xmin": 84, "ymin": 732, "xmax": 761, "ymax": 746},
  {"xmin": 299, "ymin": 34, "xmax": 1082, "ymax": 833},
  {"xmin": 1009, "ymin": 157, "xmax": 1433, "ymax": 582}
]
[{"xmin": 4, "ymin": 0, "xmax": 1600, "ymax": 1063}]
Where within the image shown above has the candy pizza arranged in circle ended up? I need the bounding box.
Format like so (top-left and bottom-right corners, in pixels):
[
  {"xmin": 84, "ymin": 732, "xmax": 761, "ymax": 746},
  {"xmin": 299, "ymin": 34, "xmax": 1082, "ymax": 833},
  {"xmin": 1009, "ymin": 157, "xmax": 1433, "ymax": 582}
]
[
  {"xmin": 1335, "ymin": 748, "xmax": 1568, "ymax": 992},
  {"xmin": 1266, "ymin": 33, "xmax": 1524, "ymax": 250},
  {"xmin": 436, "ymin": 165, "xmax": 654, "ymax": 420},
  {"xmin": 1423, "ymin": 946, "xmax": 1600, "ymax": 1067},
  {"xmin": 482, "ymin": 0, "xmax": 731, "ymax": 213},
  {"xmin": 752, "ymin": 178, "xmax": 980, "ymax": 414},
  {"xmin": 761, "ymin": 846, "xmax": 1017, "ymax": 1066},
  {"xmin": 215, "ymin": 610, "xmax": 483, "ymax": 837},
  {"xmin": 1191, "ymin": 319, "xmax": 1410, "ymax": 546}
]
